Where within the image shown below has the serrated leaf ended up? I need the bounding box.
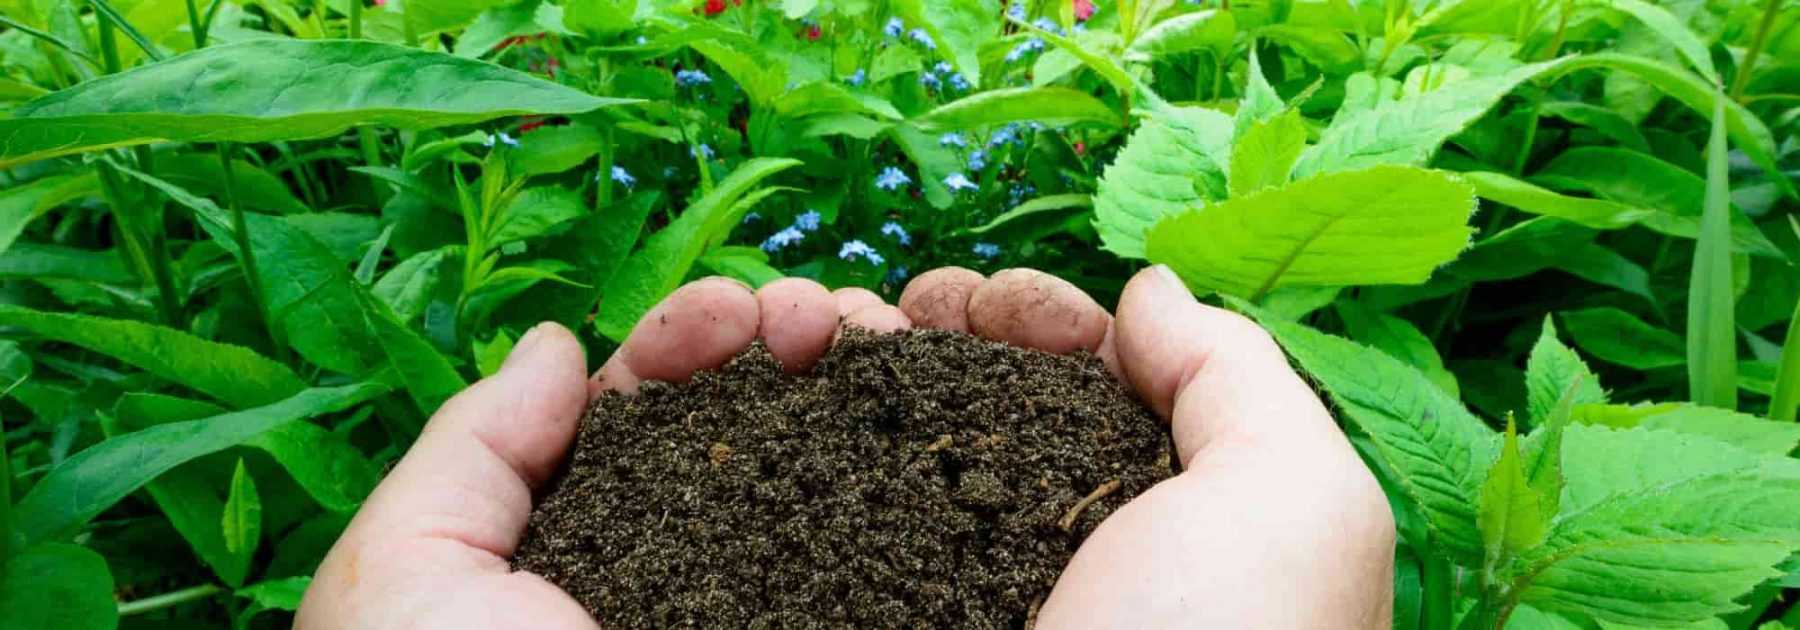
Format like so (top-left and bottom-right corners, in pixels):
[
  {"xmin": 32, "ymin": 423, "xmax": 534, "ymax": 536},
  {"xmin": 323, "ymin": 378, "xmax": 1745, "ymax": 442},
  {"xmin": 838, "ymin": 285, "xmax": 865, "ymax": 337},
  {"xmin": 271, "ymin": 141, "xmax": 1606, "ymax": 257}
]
[
  {"xmin": 1334, "ymin": 300, "xmax": 1457, "ymax": 396},
  {"xmin": 221, "ymin": 459, "xmax": 262, "ymax": 558},
  {"xmin": 1235, "ymin": 49, "xmax": 1283, "ymax": 136},
  {"xmin": 1479, "ymin": 418, "xmax": 1549, "ymax": 560},
  {"xmin": 0, "ymin": 304, "xmax": 305, "ymax": 408},
  {"xmin": 2, "ymin": 40, "xmax": 635, "ymax": 168},
  {"xmin": 1525, "ymin": 317, "xmax": 1607, "ymax": 426},
  {"xmin": 1227, "ymin": 107, "xmax": 1306, "ymax": 197},
  {"xmin": 1124, "ymin": 9, "xmax": 1233, "ymax": 62},
  {"xmin": 595, "ymin": 158, "xmax": 800, "ymax": 341},
  {"xmin": 915, "ymin": 87, "xmax": 1119, "ymax": 130},
  {"xmin": 11, "ymin": 381, "xmax": 387, "ymax": 547},
  {"xmin": 1146, "ymin": 165, "xmax": 1477, "ymax": 299},
  {"xmin": 1259, "ymin": 316, "xmax": 1498, "ymax": 562},
  {"xmin": 1093, "ymin": 105, "xmax": 1233, "ymax": 259},
  {"xmin": 1560, "ymin": 307, "xmax": 1685, "ymax": 370},
  {"xmin": 0, "ymin": 543, "xmax": 117, "ymax": 630}
]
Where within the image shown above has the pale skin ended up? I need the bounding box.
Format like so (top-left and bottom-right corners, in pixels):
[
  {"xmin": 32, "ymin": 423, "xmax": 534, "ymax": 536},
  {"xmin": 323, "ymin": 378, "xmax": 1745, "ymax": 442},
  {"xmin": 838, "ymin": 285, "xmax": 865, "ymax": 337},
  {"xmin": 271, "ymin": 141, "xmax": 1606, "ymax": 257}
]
[{"xmin": 295, "ymin": 265, "xmax": 1396, "ymax": 629}]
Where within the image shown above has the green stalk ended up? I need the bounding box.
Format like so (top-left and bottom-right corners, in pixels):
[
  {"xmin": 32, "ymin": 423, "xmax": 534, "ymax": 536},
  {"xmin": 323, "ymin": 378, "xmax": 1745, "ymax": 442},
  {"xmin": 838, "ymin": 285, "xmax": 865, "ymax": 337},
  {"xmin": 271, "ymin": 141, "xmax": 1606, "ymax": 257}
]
[
  {"xmin": 96, "ymin": 162, "xmax": 183, "ymax": 325},
  {"xmin": 1772, "ymin": 295, "xmax": 1800, "ymax": 422},
  {"xmin": 596, "ymin": 124, "xmax": 617, "ymax": 206},
  {"xmin": 348, "ymin": 0, "xmax": 363, "ymax": 38},
  {"xmin": 95, "ymin": 9, "xmax": 122, "ymax": 73},
  {"xmin": 2, "ymin": 409, "xmax": 12, "ymax": 563},
  {"xmin": 216, "ymin": 144, "xmax": 284, "ymax": 359},
  {"xmin": 1687, "ymin": 90, "xmax": 1738, "ymax": 409},
  {"xmin": 182, "ymin": 0, "xmax": 205, "ymax": 47},
  {"xmin": 88, "ymin": 0, "xmax": 163, "ymax": 61},
  {"xmin": 1421, "ymin": 547, "xmax": 1453, "ymax": 630},
  {"xmin": 117, "ymin": 584, "xmax": 224, "ymax": 616},
  {"xmin": 1729, "ymin": 0, "xmax": 1782, "ymax": 100}
]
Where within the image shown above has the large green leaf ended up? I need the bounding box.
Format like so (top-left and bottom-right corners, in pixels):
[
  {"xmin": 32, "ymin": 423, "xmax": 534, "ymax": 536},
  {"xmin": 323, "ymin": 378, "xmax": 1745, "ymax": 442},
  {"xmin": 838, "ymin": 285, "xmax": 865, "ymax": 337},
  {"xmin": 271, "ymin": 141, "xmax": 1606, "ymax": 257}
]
[
  {"xmin": 894, "ymin": 0, "xmax": 999, "ymax": 88},
  {"xmin": 1093, "ymin": 105, "xmax": 1232, "ymax": 258},
  {"xmin": 1524, "ymin": 317, "xmax": 1607, "ymax": 426},
  {"xmin": 0, "ymin": 243, "xmax": 134, "ymax": 284},
  {"xmin": 595, "ymin": 158, "xmax": 801, "ymax": 341},
  {"xmin": 356, "ymin": 290, "xmax": 466, "ymax": 417},
  {"xmin": 1533, "ymin": 147, "xmax": 1782, "ymax": 259},
  {"xmin": 1608, "ymin": 0, "xmax": 1717, "ymax": 82},
  {"xmin": 0, "ymin": 543, "xmax": 117, "ymax": 630},
  {"xmin": 915, "ymin": 87, "xmax": 1120, "ymax": 129},
  {"xmin": 1146, "ymin": 165, "xmax": 1476, "ymax": 299},
  {"xmin": 1, "ymin": 40, "xmax": 635, "ymax": 167},
  {"xmin": 1560, "ymin": 307, "xmax": 1685, "ymax": 370},
  {"xmin": 1227, "ymin": 108, "xmax": 1306, "ymax": 197},
  {"xmin": 101, "ymin": 395, "xmax": 246, "ymax": 587},
  {"xmin": 1334, "ymin": 300, "xmax": 1457, "ymax": 396},
  {"xmin": 0, "ymin": 304, "xmax": 304, "ymax": 408},
  {"xmin": 11, "ymin": 381, "xmax": 388, "ymax": 546},
  {"xmin": 1688, "ymin": 95, "xmax": 1737, "ymax": 409},
  {"xmin": 1460, "ymin": 171, "xmax": 1650, "ymax": 230},
  {"xmin": 1507, "ymin": 425, "xmax": 1800, "ymax": 626},
  {"xmin": 1261, "ymin": 317, "xmax": 1498, "ymax": 562},
  {"xmin": 1575, "ymin": 403, "xmax": 1800, "ymax": 457}
]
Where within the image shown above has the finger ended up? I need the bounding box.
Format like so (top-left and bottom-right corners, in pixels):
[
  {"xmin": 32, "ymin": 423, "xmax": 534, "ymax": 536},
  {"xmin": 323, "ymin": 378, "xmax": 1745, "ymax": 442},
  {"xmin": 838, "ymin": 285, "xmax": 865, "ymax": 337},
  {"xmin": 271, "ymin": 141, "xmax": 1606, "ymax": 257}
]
[
  {"xmin": 590, "ymin": 277, "xmax": 761, "ymax": 395},
  {"xmin": 1112, "ymin": 265, "xmax": 1338, "ymax": 466},
  {"xmin": 310, "ymin": 322, "xmax": 588, "ymax": 596},
  {"xmin": 832, "ymin": 287, "xmax": 885, "ymax": 316},
  {"xmin": 756, "ymin": 278, "xmax": 839, "ymax": 373},
  {"xmin": 966, "ymin": 268, "xmax": 1111, "ymax": 354},
  {"xmin": 898, "ymin": 267, "xmax": 984, "ymax": 332},
  {"xmin": 841, "ymin": 304, "xmax": 912, "ymax": 334}
]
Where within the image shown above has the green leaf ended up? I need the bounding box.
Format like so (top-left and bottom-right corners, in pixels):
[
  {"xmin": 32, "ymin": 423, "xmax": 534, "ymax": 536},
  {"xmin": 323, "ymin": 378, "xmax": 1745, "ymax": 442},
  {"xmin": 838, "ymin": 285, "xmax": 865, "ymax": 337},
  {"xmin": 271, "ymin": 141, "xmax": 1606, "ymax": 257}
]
[
  {"xmin": 956, "ymin": 193, "xmax": 1093, "ymax": 240},
  {"xmin": 0, "ymin": 304, "xmax": 304, "ymax": 408},
  {"xmin": 891, "ymin": 122, "xmax": 967, "ymax": 210},
  {"xmin": 1334, "ymin": 300, "xmax": 1457, "ymax": 396},
  {"xmin": 356, "ymin": 290, "xmax": 466, "ymax": 417},
  {"xmin": 562, "ymin": 0, "xmax": 634, "ymax": 40},
  {"xmin": 459, "ymin": 0, "xmax": 566, "ymax": 58},
  {"xmin": 101, "ymin": 395, "xmax": 244, "ymax": 586},
  {"xmin": 1535, "ymin": 100, "xmax": 1650, "ymax": 152},
  {"xmin": 1, "ymin": 40, "xmax": 636, "ymax": 168},
  {"xmin": 0, "ymin": 174, "xmax": 80, "ymax": 257},
  {"xmin": 1689, "ymin": 93, "xmax": 1737, "ymax": 409},
  {"xmin": 463, "ymin": 260, "xmax": 587, "ymax": 324},
  {"xmin": 915, "ymin": 87, "xmax": 1119, "ymax": 130},
  {"xmin": 156, "ymin": 153, "xmax": 311, "ymax": 215},
  {"xmin": 11, "ymin": 381, "xmax": 387, "ymax": 547},
  {"xmin": 1293, "ymin": 58, "xmax": 1561, "ymax": 179},
  {"xmin": 0, "ymin": 543, "xmax": 117, "ymax": 630},
  {"xmin": 1124, "ymin": 8, "xmax": 1233, "ymax": 62},
  {"xmin": 508, "ymin": 124, "xmax": 606, "ymax": 177},
  {"xmin": 1146, "ymin": 165, "xmax": 1476, "ymax": 300},
  {"xmin": 1575, "ymin": 404, "xmax": 1800, "ymax": 456},
  {"xmin": 0, "ymin": 243, "xmax": 134, "ymax": 284},
  {"xmin": 1460, "ymin": 171, "xmax": 1650, "ymax": 230},
  {"xmin": 699, "ymin": 246, "xmax": 784, "ymax": 289},
  {"xmin": 580, "ymin": 192, "xmax": 660, "ymax": 289},
  {"xmin": 1227, "ymin": 107, "xmax": 1306, "ymax": 197},
  {"xmin": 894, "ymin": 0, "xmax": 999, "ymax": 88},
  {"xmin": 1532, "ymin": 147, "xmax": 1783, "ymax": 259},
  {"xmin": 1093, "ymin": 105, "xmax": 1234, "ymax": 258},
  {"xmin": 120, "ymin": 165, "xmax": 386, "ymax": 375},
  {"xmin": 1525, "ymin": 317, "xmax": 1607, "ymax": 426},
  {"xmin": 1559, "ymin": 307, "xmax": 1685, "ymax": 370},
  {"xmin": 490, "ymin": 186, "xmax": 587, "ymax": 247},
  {"xmin": 1507, "ymin": 425, "xmax": 1800, "ymax": 626},
  {"xmin": 773, "ymin": 82, "xmax": 903, "ymax": 120},
  {"xmin": 1478, "ymin": 418, "xmax": 1549, "ymax": 561},
  {"xmin": 221, "ymin": 458, "xmax": 262, "ymax": 559},
  {"xmin": 594, "ymin": 158, "xmax": 801, "ymax": 341},
  {"xmin": 689, "ymin": 38, "xmax": 788, "ymax": 107},
  {"xmin": 472, "ymin": 330, "xmax": 514, "ymax": 378},
  {"xmin": 1260, "ymin": 316, "xmax": 1497, "ymax": 562},
  {"xmin": 236, "ymin": 576, "xmax": 311, "ymax": 611},
  {"xmin": 1607, "ymin": 0, "xmax": 1717, "ymax": 83},
  {"xmin": 1234, "ymin": 49, "xmax": 1284, "ymax": 136},
  {"xmin": 1773, "ymin": 293, "xmax": 1800, "ymax": 423},
  {"xmin": 374, "ymin": 247, "xmax": 457, "ymax": 322}
]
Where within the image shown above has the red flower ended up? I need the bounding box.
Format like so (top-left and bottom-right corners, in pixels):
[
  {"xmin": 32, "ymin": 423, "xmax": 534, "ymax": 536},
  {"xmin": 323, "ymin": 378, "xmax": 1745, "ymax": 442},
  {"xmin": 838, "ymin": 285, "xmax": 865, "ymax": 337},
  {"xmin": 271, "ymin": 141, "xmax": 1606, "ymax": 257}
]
[
  {"xmin": 518, "ymin": 117, "xmax": 548, "ymax": 134},
  {"xmin": 807, "ymin": 25, "xmax": 822, "ymax": 40},
  {"xmin": 704, "ymin": 0, "xmax": 726, "ymax": 15},
  {"xmin": 1074, "ymin": 0, "xmax": 1095, "ymax": 21},
  {"xmin": 1074, "ymin": 141, "xmax": 1086, "ymax": 155}
]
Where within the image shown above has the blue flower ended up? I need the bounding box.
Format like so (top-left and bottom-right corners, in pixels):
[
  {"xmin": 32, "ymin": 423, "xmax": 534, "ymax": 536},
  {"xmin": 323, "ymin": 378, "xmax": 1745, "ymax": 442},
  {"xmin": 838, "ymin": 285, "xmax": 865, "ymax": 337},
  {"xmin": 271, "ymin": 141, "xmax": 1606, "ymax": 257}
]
[
  {"xmin": 762, "ymin": 226, "xmax": 806, "ymax": 252},
  {"xmin": 691, "ymin": 144, "xmax": 715, "ymax": 159},
  {"xmin": 933, "ymin": 61, "xmax": 954, "ymax": 75},
  {"xmin": 635, "ymin": 35, "xmax": 648, "ymax": 45},
  {"xmin": 943, "ymin": 172, "xmax": 978, "ymax": 192},
  {"xmin": 886, "ymin": 265, "xmax": 910, "ymax": 285},
  {"xmin": 947, "ymin": 73, "xmax": 971, "ymax": 91},
  {"xmin": 484, "ymin": 132, "xmax": 519, "ymax": 148},
  {"xmin": 920, "ymin": 72, "xmax": 941, "ymax": 89},
  {"xmin": 972, "ymin": 242, "xmax": 1001, "ymax": 259},
  {"xmin": 675, "ymin": 69, "xmax": 711, "ymax": 87},
  {"xmin": 883, "ymin": 17, "xmax": 904, "ymax": 37},
  {"xmin": 610, "ymin": 165, "xmax": 635, "ymax": 188},
  {"xmin": 795, "ymin": 210, "xmax": 822, "ymax": 231},
  {"xmin": 967, "ymin": 149, "xmax": 988, "ymax": 171},
  {"xmin": 939, "ymin": 133, "xmax": 967, "ymax": 148},
  {"xmin": 742, "ymin": 212, "xmax": 762, "ymax": 224},
  {"xmin": 1031, "ymin": 17, "xmax": 1062, "ymax": 35},
  {"xmin": 880, "ymin": 221, "xmax": 911, "ymax": 246},
  {"xmin": 988, "ymin": 123, "xmax": 1021, "ymax": 147},
  {"xmin": 1006, "ymin": 2, "xmax": 1025, "ymax": 21},
  {"xmin": 908, "ymin": 28, "xmax": 936, "ymax": 50},
  {"xmin": 839, "ymin": 239, "xmax": 884, "ymax": 265},
  {"xmin": 847, "ymin": 68, "xmax": 866, "ymax": 86},
  {"xmin": 1005, "ymin": 38, "xmax": 1045, "ymax": 63},
  {"xmin": 875, "ymin": 166, "xmax": 912, "ymax": 191}
]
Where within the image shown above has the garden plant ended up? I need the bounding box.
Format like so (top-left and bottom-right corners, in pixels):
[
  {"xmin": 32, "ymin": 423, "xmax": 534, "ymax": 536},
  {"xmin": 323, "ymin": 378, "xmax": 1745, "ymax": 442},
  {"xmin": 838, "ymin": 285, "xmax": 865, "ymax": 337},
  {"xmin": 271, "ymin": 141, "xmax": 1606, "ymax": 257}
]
[{"xmin": 1, "ymin": 0, "xmax": 1799, "ymax": 626}]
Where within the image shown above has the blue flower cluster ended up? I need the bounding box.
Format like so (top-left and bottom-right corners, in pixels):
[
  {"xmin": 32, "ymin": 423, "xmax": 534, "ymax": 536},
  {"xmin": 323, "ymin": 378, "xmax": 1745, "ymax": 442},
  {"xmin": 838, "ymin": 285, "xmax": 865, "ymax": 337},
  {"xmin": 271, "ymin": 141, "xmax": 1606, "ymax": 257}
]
[
  {"xmin": 883, "ymin": 17, "xmax": 904, "ymax": 37},
  {"xmin": 943, "ymin": 172, "xmax": 978, "ymax": 193},
  {"xmin": 966, "ymin": 149, "xmax": 988, "ymax": 171},
  {"xmin": 972, "ymin": 242, "xmax": 1001, "ymax": 259},
  {"xmin": 908, "ymin": 28, "xmax": 936, "ymax": 50},
  {"xmin": 846, "ymin": 68, "xmax": 866, "ymax": 86},
  {"xmin": 1005, "ymin": 37, "xmax": 1046, "ymax": 63},
  {"xmin": 760, "ymin": 209, "xmax": 825, "ymax": 253},
  {"xmin": 610, "ymin": 165, "xmax": 635, "ymax": 188},
  {"xmin": 674, "ymin": 69, "xmax": 711, "ymax": 87},
  {"xmin": 875, "ymin": 166, "xmax": 912, "ymax": 191},
  {"xmin": 839, "ymin": 240, "xmax": 884, "ymax": 265},
  {"xmin": 920, "ymin": 60, "xmax": 969, "ymax": 92},
  {"xmin": 1006, "ymin": 2, "xmax": 1025, "ymax": 20},
  {"xmin": 880, "ymin": 221, "xmax": 911, "ymax": 246},
  {"xmin": 691, "ymin": 144, "xmax": 715, "ymax": 159},
  {"xmin": 939, "ymin": 132, "xmax": 967, "ymax": 148}
]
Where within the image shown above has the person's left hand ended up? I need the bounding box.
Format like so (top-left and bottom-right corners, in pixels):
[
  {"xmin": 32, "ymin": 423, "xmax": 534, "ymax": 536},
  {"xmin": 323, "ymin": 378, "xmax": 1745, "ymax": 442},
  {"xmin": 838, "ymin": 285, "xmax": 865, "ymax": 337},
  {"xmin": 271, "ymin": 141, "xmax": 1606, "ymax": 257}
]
[{"xmin": 295, "ymin": 277, "xmax": 907, "ymax": 629}]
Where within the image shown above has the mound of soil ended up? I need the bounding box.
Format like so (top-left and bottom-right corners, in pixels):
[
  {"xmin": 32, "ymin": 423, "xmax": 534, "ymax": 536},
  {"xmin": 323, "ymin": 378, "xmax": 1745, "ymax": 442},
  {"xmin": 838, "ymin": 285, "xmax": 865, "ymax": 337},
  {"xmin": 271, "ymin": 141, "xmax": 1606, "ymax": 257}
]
[{"xmin": 512, "ymin": 328, "xmax": 1173, "ymax": 628}]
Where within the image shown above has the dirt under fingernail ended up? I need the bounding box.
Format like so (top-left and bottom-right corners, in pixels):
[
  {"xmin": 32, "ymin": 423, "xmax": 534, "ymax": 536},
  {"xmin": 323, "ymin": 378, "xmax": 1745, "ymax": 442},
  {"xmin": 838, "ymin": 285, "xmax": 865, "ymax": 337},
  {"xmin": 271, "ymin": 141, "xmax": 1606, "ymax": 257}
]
[{"xmin": 511, "ymin": 328, "xmax": 1172, "ymax": 628}]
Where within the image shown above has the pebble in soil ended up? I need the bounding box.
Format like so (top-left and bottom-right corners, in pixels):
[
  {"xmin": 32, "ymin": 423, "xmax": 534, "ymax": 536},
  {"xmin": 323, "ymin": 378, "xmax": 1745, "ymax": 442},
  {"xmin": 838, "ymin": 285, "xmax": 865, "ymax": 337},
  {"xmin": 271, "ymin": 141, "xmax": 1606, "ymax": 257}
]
[{"xmin": 512, "ymin": 328, "xmax": 1174, "ymax": 628}]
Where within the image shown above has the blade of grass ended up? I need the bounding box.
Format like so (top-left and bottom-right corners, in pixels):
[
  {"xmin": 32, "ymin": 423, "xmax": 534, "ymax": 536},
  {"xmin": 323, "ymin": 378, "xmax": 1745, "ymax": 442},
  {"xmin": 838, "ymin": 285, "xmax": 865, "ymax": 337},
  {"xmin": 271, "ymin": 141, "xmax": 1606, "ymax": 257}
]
[
  {"xmin": 88, "ymin": 0, "xmax": 165, "ymax": 62},
  {"xmin": 1774, "ymin": 219, "xmax": 1800, "ymax": 422},
  {"xmin": 1687, "ymin": 88, "xmax": 1738, "ymax": 409},
  {"xmin": 0, "ymin": 14, "xmax": 101, "ymax": 67}
]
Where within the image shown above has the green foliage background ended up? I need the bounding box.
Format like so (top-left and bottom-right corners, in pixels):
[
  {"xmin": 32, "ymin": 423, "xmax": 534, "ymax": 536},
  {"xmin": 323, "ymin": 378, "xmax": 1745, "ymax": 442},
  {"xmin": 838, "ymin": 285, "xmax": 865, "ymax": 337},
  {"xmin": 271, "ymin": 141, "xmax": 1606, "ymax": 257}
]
[{"xmin": 1, "ymin": 0, "xmax": 1798, "ymax": 627}]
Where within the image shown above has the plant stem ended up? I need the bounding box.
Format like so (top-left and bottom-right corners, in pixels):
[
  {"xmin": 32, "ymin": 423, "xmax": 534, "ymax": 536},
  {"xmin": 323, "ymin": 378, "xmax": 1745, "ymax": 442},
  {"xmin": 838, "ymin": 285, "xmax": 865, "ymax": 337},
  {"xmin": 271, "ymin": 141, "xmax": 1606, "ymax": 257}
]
[
  {"xmin": 349, "ymin": 0, "xmax": 363, "ymax": 39},
  {"xmin": 217, "ymin": 143, "xmax": 285, "ymax": 360},
  {"xmin": 95, "ymin": 8, "xmax": 123, "ymax": 74},
  {"xmin": 1730, "ymin": 0, "xmax": 1783, "ymax": 100},
  {"xmin": 117, "ymin": 583, "xmax": 225, "ymax": 616},
  {"xmin": 183, "ymin": 0, "xmax": 205, "ymax": 48},
  {"xmin": 1772, "ymin": 295, "xmax": 1800, "ymax": 423},
  {"xmin": 1421, "ymin": 549, "xmax": 1454, "ymax": 630}
]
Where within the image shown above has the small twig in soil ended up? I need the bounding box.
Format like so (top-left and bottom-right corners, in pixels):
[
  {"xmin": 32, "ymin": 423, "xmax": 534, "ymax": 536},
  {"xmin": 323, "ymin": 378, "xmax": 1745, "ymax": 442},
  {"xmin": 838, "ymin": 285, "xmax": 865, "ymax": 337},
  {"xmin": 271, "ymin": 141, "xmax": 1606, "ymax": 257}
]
[{"xmin": 1057, "ymin": 479, "xmax": 1121, "ymax": 532}]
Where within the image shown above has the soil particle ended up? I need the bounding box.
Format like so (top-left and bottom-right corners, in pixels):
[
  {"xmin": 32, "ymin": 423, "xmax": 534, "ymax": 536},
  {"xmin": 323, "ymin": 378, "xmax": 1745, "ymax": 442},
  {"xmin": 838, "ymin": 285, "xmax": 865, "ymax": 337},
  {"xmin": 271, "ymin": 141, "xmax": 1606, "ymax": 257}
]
[{"xmin": 512, "ymin": 328, "xmax": 1172, "ymax": 628}]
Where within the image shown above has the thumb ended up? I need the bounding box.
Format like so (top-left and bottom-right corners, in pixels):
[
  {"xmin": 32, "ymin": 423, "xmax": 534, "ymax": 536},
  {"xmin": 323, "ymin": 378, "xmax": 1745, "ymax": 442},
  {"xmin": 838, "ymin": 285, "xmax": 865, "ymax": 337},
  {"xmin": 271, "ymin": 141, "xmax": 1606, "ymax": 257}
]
[{"xmin": 1110, "ymin": 266, "xmax": 1339, "ymax": 467}]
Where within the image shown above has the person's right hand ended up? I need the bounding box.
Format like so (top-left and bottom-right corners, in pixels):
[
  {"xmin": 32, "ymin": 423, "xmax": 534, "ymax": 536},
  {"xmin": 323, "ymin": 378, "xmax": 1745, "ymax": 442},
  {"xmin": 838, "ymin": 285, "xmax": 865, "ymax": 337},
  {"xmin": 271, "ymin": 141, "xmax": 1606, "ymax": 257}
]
[{"xmin": 895, "ymin": 265, "xmax": 1395, "ymax": 628}]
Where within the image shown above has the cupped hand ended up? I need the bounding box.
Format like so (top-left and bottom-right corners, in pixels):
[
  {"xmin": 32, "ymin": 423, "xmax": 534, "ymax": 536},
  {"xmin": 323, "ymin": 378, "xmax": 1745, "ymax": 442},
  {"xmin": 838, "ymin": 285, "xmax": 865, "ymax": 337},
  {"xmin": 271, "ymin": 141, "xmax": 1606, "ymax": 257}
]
[{"xmin": 296, "ymin": 267, "xmax": 1394, "ymax": 629}]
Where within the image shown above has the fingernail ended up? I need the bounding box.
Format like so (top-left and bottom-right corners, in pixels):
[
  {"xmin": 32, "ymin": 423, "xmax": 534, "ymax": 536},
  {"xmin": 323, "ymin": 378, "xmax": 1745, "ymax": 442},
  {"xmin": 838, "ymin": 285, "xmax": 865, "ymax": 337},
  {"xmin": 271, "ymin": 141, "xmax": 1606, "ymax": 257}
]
[{"xmin": 502, "ymin": 322, "xmax": 551, "ymax": 372}]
